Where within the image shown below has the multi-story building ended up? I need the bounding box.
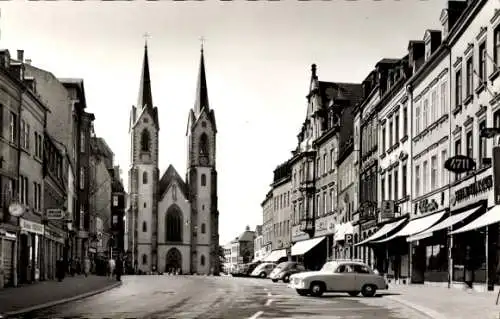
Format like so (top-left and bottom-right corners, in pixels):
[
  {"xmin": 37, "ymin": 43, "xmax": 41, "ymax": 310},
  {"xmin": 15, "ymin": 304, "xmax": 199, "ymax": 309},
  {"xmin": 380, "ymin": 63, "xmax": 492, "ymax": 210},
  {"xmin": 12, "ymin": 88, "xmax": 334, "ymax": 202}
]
[
  {"xmin": 253, "ymin": 225, "xmax": 265, "ymax": 262},
  {"xmin": 261, "ymin": 190, "xmax": 273, "ymax": 260},
  {"xmin": 287, "ymin": 64, "xmax": 362, "ymax": 270},
  {"xmin": 222, "ymin": 242, "xmax": 232, "ymax": 273},
  {"xmin": 110, "ymin": 165, "xmax": 126, "ymax": 258},
  {"xmin": 0, "ymin": 49, "xmax": 49, "ymax": 287},
  {"xmin": 263, "ymin": 161, "xmax": 291, "ymax": 263}
]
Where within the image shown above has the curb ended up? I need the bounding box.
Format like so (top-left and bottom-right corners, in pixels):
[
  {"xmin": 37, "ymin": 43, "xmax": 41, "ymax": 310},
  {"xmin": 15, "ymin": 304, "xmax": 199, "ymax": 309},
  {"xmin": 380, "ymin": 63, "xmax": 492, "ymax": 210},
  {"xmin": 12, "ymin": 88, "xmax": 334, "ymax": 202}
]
[
  {"xmin": 2, "ymin": 281, "xmax": 122, "ymax": 317},
  {"xmin": 385, "ymin": 295, "xmax": 447, "ymax": 319}
]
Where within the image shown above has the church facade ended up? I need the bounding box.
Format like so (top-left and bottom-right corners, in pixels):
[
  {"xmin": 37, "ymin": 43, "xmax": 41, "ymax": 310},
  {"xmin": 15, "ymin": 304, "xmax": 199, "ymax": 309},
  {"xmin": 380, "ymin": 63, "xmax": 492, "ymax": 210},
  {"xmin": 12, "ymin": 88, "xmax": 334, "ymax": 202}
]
[{"xmin": 127, "ymin": 42, "xmax": 220, "ymax": 275}]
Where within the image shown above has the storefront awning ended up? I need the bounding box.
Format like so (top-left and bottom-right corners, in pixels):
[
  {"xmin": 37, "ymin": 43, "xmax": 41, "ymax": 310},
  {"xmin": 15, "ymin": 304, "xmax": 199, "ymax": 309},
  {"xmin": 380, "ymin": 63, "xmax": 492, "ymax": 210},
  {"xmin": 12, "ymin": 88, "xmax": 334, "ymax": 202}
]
[
  {"xmin": 355, "ymin": 218, "xmax": 408, "ymax": 246},
  {"xmin": 263, "ymin": 249, "xmax": 287, "ymax": 262},
  {"xmin": 408, "ymin": 207, "xmax": 481, "ymax": 242},
  {"xmin": 291, "ymin": 236, "xmax": 325, "ymax": 256},
  {"xmin": 373, "ymin": 211, "xmax": 446, "ymax": 243},
  {"xmin": 334, "ymin": 222, "xmax": 354, "ymax": 241},
  {"xmin": 451, "ymin": 205, "xmax": 500, "ymax": 235}
]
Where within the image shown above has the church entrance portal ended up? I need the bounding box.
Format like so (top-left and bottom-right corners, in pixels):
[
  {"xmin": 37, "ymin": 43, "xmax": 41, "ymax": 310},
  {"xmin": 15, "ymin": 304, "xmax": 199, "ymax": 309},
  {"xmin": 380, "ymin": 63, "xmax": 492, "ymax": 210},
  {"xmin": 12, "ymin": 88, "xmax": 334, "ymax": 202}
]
[{"xmin": 166, "ymin": 248, "xmax": 182, "ymax": 273}]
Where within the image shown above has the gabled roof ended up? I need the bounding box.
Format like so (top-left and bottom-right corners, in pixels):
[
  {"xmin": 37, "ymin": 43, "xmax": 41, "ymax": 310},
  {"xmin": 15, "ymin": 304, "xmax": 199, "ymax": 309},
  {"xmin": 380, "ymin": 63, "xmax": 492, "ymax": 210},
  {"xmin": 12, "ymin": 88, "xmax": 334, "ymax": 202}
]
[{"xmin": 158, "ymin": 164, "xmax": 189, "ymax": 199}]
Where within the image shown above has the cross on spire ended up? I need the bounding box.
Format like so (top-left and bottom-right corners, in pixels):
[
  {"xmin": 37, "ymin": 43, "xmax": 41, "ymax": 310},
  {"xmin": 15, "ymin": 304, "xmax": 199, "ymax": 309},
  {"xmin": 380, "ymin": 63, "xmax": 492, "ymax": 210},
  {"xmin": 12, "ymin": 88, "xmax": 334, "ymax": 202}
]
[
  {"xmin": 200, "ymin": 36, "xmax": 205, "ymax": 52},
  {"xmin": 143, "ymin": 32, "xmax": 151, "ymax": 47}
]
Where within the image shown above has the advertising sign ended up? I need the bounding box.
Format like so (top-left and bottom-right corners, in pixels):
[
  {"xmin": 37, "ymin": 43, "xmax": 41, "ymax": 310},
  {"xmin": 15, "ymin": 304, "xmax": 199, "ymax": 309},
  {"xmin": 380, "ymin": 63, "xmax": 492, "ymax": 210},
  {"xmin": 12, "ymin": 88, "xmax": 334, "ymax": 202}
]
[
  {"xmin": 291, "ymin": 225, "xmax": 309, "ymax": 242},
  {"xmin": 19, "ymin": 218, "xmax": 44, "ymax": 235},
  {"xmin": 314, "ymin": 214, "xmax": 336, "ymax": 237},
  {"xmin": 444, "ymin": 155, "xmax": 476, "ymax": 174},
  {"xmin": 46, "ymin": 209, "xmax": 65, "ymax": 220}
]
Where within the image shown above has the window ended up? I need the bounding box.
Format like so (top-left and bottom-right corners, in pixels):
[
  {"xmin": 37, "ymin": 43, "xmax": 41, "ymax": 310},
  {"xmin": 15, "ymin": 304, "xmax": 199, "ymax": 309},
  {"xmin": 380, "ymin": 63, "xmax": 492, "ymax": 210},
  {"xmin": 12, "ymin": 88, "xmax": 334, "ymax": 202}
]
[
  {"xmin": 330, "ymin": 149, "xmax": 335, "ymax": 170},
  {"xmin": 466, "ymin": 131, "xmax": 473, "ymax": 158},
  {"xmin": 142, "ymin": 171, "xmax": 148, "ymax": 184},
  {"xmin": 415, "ymin": 105, "xmax": 421, "ymax": 134},
  {"xmin": 35, "ymin": 132, "xmax": 43, "ymax": 158},
  {"xmin": 423, "ymin": 99, "xmax": 429, "ymax": 128},
  {"xmin": 199, "ymin": 133, "xmax": 209, "ymax": 156},
  {"xmin": 201, "ymin": 223, "xmax": 206, "ymax": 234},
  {"xmin": 80, "ymin": 168, "xmax": 85, "ymax": 189},
  {"xmin": 440, "ymin": 81, "xmax": 448, "ymax": 115},
  {"xmin": 389, "ymin": 120, "xmax": 393, "ymax": 146},
  {"xmin": 388, "ymin": 173, "xmax": 392, "ymax": 200},
  {"xmin": 316, "ymin": 194, "xmax": 320, "ymax": 217},
  {"xmin": 113, "ymin": 195, "xmax": 118, "ymax": 207},
  {"xmin": 395, "ymin": 114, "xmax": 400, "ymax": 142},
  {"xmin": 200, "ymin": 255, "xmax": 205, "ymax": 266},
  {"xmin": 330, "ymin": 188, "xmax": 335, "ymax": 211},
  {"xmin": 466, "ymin": 57, "xmax": 473, "ymax": 97},
  {"xmin": 441, "ymin": 150, "xmax": 448, "ymax": 186},
  {"xmin": 415, "ymin": 165, "xmax": 421, "ymax": 197},
  {"xmin": 431, "ymin": 156, "xmax": 437, "ymax": 190},
  {"xmin": 316, "ymin": 158, "xmax": 320, "ymax": 177},
  {"xmin": 478, "ymin": 41, "xmax": 487, "ymax": 82},
  {"xmin": 142, "ymin": 254, "xmax": 147, "ymax": 265},
  {"xmin": 322, "ymin": 191, "xmax": 327, "ymax": 215},
  {"xmin": 455, "ymin": 69, "xmax": 462, "ymax": 106},
  {"xmin": 33, "ymin": 182, "xmax": 41, "ymax": 211},
  {"xmin": 495, "ymin": 26, "xmax": 500, "ymax": 67},
  {"xmin": 479, "ymin": 121, "xmax": 487, "ymax": 167},
  {"xmin": 402, "ymin": 165, "xmax": 407, "ymax": 197},
  {"xmin": 142, "ymin": 221, "xmax": 147, "ymax": 232},
  {"xmin": 431, "ymin": 90, "xmax": 437, "ymax": 121},
  {"xmin": 201, "ymin": 174, "xmax": 206, "ymax": 186},
  {"xmin": 140, "ymin": 129, "xmax": 150, "ymax": 152},
  {"xmin": 80, "ymin": 131, "xmax": 85, "ymax": 153},
  {"xmin": 20, "ymin": 119, "xmax": 30, "ymax": 150},
  {"xmin": 380, "ymin": 177, "xmax": 385, "ymax": 201},
  {"xmin": 18, "ymin": 176, "xmax": 28, "ymax": 205},
  {"xmin": 455, "ymin": 139, "xmax": 461, "ymax": 180},
  {"xmin": 423, "ymin": 161, "xmax": 428, "ymax": 193},
  {"xmin": 394, "ymin": 168, "xmax": 399, "ymax": 200},
  {"xmin": 166, "ymin": 206, "xmax": 183, "ymax": 242},
  {"xmin": 9, "ymin": 112, "xmax": 17, "ymax": 143},
  {"xmin": 323, "ymin": 154, "xmax": 327, "ymax": 174},
  {"xmin": 403, "ymin": 107, "xmax": 408, "ymax": 136},
  {"xmin": 382, "ymin": 125, "xmax": 386, "ymax": 151}
]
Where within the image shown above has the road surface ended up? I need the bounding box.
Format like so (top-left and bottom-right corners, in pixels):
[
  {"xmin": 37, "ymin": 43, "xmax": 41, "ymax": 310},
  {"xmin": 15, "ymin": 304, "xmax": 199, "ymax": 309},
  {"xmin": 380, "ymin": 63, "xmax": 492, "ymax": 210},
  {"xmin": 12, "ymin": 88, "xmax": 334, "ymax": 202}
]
[{"xmin": 27, "ymin": 275, "xmax": 431, "ymax": 319}]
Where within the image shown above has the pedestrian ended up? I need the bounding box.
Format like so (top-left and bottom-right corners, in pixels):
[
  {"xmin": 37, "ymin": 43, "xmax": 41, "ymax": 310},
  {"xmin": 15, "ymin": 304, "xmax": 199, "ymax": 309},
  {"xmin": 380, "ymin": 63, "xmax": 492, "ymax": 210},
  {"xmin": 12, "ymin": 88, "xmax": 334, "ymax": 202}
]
[
  {"xmin": 116, "ymin": 255, "xmax": 123, "ymax": 281},
  {"xmin": 56, "ymin": 257, "xmax": 65, "ymax": 282},
  {"xmin": 84, "ymin": 256, "xmax": 91, "ymax": 277},
  {"xmin": 108, "ymin": 257, "xmax": 116, "ymax": 278}
]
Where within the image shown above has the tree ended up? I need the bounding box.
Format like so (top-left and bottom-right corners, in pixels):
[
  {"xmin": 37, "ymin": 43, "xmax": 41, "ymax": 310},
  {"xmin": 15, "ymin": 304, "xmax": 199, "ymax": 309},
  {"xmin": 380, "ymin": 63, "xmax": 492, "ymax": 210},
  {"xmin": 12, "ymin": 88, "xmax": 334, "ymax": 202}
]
[{"xmin": 217, "ymin": 245, "xmax": 226, "ymax": 264}]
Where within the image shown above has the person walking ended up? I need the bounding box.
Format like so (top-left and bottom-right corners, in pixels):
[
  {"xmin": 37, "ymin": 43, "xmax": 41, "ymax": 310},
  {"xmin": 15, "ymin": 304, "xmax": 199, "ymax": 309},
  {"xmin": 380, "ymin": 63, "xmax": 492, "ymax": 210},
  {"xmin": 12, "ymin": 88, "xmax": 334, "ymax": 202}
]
[
  {"xmin": 115, "ymin": 255, "xmax": 123, "ymax": 281},
  {"xmin": 56, "ymin": 257, "xmax": 65, "ymax": 282},
  {"xmin": 108, "ymin": 257, "xmax": 116, "ymax": 278},
  {"xmin": 84, "ymin": 256, "xmax": 91, "ymax": 277}
]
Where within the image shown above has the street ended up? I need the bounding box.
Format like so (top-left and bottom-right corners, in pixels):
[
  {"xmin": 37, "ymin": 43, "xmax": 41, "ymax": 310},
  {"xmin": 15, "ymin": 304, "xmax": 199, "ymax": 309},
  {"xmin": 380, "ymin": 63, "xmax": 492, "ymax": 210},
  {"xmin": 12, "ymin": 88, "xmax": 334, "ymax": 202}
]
[{"xmin": 24, "ymin": 275, "xmax": 431, "ymax": 319}]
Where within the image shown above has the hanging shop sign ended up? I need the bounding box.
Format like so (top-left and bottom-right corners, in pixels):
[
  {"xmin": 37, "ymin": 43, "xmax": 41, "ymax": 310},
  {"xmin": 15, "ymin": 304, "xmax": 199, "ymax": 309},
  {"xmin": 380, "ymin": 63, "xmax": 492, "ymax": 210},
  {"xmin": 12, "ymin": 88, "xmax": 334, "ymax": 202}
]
[
  {"xmin": 444, "ymin": 155, "xmax": 476, "ymax": 174},
  {"xmin": 451, "ymin": 175, "xmax": 493, "ymax": 206},
  {"xmin": 314, "ymin": 214, "xmax": 336, "ymax": 237},
  {"xmin": 19, "ymin": 218, "xmax": 44, "ymax": 235}
]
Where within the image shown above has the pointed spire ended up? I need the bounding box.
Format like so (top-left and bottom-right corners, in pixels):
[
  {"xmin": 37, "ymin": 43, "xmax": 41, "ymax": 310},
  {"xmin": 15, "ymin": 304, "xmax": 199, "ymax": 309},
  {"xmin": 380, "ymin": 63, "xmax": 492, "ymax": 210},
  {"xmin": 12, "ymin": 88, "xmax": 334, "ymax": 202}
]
[
  {"xmin": 194, "ymin": 43, "xmax": 209, "ymax": 114},
  {"xmin": 137, "ymin": 40, "xmax": 153, "ymax": 109}
]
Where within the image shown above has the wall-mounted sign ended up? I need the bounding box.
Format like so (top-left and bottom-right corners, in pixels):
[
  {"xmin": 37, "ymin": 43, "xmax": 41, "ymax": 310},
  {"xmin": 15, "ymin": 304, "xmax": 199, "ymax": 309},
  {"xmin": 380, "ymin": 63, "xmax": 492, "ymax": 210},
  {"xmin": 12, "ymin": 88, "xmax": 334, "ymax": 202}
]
[
  {"xmin": 380, "ymin": 200, "xmax": 395, "ymax": 219},
  {"xmin": 292, "ymin": 225, "xmax": 310, "ymax": 242},
  {"xmin": 20, "ymin": 218, "xmax": 44, "ymax": 235},
  {"xmin": 444, "ymin": 155, "xmax": 476, "ymax": 174},
  {"xmin": 416, "ymin": 198, "xmax": 439, "ymax": 215},
  {"xmin": 46, "ymin": 209, "xmax": 65, "ymax": 220},
  {"xmin": 314, "ymin": 214, "xmax": 336, "ymax": 237},
  {"xmin": 452, "ymin": 175, "xmax": 493, "ymax": 206}
]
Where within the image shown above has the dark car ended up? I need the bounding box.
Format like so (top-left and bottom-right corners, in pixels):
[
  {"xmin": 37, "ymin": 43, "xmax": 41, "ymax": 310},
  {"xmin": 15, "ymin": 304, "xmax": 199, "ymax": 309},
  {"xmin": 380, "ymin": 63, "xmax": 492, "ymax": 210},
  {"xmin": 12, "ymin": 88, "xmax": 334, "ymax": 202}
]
[
  {"xmin": 269, "ymin": 261, "xmax": 306, "ymax": 283},
  {"xmin": 231, "ymin": 261, "xmax": 262, "ymax": 277}
]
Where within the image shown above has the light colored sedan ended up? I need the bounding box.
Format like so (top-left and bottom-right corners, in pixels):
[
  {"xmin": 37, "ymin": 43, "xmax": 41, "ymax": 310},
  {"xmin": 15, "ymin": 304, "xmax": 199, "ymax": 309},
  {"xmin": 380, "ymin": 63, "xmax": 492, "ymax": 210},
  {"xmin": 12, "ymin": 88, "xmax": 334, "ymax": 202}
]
[
  {"xmin": 251, "ymin": 262, "xmax": 276, "ymax": 278},
  {"xmin": 288, "ymin": 260, "xmax": 388, "ymax": 297}
]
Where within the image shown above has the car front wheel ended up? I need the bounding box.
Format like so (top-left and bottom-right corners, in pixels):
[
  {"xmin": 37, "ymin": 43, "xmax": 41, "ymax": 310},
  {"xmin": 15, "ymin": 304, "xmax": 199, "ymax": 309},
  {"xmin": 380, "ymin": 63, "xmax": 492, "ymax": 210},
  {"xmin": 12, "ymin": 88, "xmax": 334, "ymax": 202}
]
[
  {"xmin": 259, "ymin": 272, "xmax": 267, "ymax": 278},
  {"xmin": 361, "ymin": 284, "xmax": 377, "ymax": 297},
  {"xmin": 283, "ymin": 274, "xmax": 290, "ymax": 283},
  {"xmin": 296, "ymin": 289, "xmax": 308, "ymax": 296},
  {"xmin": 309, "ymin": 282, "xmax": 325, "ymax": 297}
]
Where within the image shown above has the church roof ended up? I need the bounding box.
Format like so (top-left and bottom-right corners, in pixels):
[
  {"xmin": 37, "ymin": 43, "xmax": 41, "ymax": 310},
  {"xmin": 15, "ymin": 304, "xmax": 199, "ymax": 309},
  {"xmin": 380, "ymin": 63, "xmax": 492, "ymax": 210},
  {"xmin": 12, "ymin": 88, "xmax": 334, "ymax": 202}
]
[
  {"xmin": 194, "ymin": 47, "xmax": 209, "ymax": 115},
  {"xmin": 158, "ymin": 164, "xmax": 189, "ymax": 198},
  {"xmin": 134, "ymin": 42, "xmax": 159, "ymax": 130}
]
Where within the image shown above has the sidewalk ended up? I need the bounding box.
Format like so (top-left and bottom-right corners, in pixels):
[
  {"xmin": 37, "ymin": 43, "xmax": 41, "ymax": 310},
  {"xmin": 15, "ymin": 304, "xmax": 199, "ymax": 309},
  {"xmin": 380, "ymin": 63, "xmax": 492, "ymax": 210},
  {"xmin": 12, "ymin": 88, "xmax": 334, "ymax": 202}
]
[
  {"xmin": 0, "ymin": 275, "xmax": 121, "ymax": 316},
  {"xmin": 386, "ymin": 283, "xmax": 500, "ymax": 319}
]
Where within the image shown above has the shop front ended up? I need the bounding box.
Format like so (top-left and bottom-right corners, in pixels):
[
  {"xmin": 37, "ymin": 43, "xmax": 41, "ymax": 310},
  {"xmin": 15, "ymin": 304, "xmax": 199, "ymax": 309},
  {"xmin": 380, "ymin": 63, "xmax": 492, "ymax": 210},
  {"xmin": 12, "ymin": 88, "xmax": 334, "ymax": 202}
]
[
  {"xmin": 43, "ymin": 224, "xmax": 66, "ymax": 280},
  {"xmin": 290, "ymin": 220, "xmax": 331, "ymax": 270},
  {"xmin": 0, "ymin": 229, "xmax": 17, "ymax": 288},
  {"xmin": 19, "ymin": 217, "xmax": 44, "ymax": 284}
]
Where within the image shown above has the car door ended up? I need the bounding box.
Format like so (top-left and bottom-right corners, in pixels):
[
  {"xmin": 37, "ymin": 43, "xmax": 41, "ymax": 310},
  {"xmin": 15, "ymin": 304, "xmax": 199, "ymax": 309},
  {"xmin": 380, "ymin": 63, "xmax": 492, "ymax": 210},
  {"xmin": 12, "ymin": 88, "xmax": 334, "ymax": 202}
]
[
  {"xmin": 327, "ymin": 264, "xmax": 356, "ymax": 291},
  {"xmin": 352, "ymin": 264, "xmax": 373, "ymax": 290}
]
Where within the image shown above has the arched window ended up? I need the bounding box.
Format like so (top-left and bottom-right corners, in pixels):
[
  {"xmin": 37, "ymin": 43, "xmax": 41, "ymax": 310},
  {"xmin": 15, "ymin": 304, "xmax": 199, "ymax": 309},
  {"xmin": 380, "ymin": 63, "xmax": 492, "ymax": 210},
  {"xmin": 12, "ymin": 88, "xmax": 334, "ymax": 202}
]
[
  {"xmin": 201, "ymin": 223, "xmax": 206, "ymax": 234},
  {"xmin": 201, "ymin": 174, "xmax": 206, "ymax": 186},
  {"xmin": 199, "ymin": 133, "xmax": 209, "ymax": 156},
  {"xmin": 200, "ymin": 255, "xmax": 205, "ymax": 266},
  {"xmin": 142, "ymin": 221, "xmax": 147, "ymax": 232},
  {"xmin": 140, "ymin": 129, "xmax": 151, "ymax": 152},
  {"xmin": 143, "ymin": 171, "xmax": 148, "ymax": 184},
  {"xmin": 166, "ymin": 206, "xmax": 183, "ymax": 242},
  {"xmin": 142, "ymin": 254, "xmax": 148, "ymax": 265}
]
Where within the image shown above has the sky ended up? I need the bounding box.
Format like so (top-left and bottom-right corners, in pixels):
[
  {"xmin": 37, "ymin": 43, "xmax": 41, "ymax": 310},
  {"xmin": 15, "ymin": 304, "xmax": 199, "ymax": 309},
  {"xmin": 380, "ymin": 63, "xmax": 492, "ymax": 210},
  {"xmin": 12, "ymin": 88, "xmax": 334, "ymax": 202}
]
[{"xmin": 0, "ymin": 0, "xmax": 448, "ymax": 245}]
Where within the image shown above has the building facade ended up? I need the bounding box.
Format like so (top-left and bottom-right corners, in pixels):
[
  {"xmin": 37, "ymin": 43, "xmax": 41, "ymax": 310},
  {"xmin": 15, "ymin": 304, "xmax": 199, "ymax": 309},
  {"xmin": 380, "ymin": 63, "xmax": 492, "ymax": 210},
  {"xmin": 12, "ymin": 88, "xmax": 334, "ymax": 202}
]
[
  {"xmin": 261, "ymin": 190, "xmax": 273, "ymax": 260},
  {"xmin": 128, "ymin": 43, "xmax": 220, "ymax": 275}
]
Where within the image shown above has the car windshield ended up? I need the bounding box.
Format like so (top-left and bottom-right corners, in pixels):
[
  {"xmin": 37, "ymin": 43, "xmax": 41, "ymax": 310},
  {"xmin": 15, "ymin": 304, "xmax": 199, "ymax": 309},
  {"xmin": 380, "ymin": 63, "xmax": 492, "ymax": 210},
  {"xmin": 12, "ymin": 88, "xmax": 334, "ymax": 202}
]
[
  {"xmin": 320, "ymin": 262, "xmax": 338, "ymax": 272},
  {"xmin": 276, "ymin": 262, "xmax": 292, "ymax": 270}
]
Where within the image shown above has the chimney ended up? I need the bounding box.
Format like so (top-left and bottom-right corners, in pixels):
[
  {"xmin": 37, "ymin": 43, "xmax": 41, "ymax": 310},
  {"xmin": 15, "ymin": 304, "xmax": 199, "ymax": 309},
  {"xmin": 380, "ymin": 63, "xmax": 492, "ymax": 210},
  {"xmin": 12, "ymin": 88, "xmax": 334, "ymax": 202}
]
[{"xmin": 16, "ymin": 50, "xmax": 24, "ymax": 62}]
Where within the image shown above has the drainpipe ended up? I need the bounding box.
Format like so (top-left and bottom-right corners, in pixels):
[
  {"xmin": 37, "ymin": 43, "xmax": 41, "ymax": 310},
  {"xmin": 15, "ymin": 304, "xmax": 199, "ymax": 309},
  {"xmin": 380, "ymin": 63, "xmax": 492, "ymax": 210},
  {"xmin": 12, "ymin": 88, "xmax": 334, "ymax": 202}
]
[
  {"xmin": 446, "ymin": 43, "xmax": 453, "ymax": 289},
  {"xmin": 407, "ymin": 82, "xmax": 413, "ymax": 283}
]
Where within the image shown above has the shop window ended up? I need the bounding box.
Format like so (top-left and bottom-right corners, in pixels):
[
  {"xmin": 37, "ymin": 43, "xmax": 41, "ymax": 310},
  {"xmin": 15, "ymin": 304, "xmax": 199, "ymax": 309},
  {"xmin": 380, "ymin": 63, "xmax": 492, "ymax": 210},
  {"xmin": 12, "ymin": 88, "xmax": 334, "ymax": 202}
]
[
  {"xmin": 425, "ymin": 244, "xmax": 447, "ymax": 272},
  {"xmin": 142, "ymin": 254, "xmax": 148, "ymax": 265}
]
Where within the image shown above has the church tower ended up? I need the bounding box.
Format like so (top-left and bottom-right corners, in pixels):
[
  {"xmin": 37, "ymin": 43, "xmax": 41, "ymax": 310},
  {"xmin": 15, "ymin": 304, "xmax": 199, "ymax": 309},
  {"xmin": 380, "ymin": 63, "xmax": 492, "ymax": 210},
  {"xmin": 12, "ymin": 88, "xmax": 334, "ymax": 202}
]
[
  {"xmin": 186, "ymin": 46, "xmax": 220, "ymax": 275},
  {"xmin": 128, "ymin": 42, "xmax": 160, "ymax": 272}
]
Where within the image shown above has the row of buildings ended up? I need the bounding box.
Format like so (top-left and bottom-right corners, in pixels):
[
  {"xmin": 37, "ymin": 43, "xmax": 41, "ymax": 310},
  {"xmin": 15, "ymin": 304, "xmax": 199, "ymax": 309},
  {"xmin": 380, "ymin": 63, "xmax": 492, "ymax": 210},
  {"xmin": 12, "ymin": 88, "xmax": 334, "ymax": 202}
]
[
  {"xmin": 222, "ymin": 225, "xmax": 256, "ymax": 273},
  {"xmin": 0, "ymin": 49, "xmax": 126, "ymax": 288},
  {"xmin": 256, "ymin": 0, "xmax": 500, "ymax": 290}
]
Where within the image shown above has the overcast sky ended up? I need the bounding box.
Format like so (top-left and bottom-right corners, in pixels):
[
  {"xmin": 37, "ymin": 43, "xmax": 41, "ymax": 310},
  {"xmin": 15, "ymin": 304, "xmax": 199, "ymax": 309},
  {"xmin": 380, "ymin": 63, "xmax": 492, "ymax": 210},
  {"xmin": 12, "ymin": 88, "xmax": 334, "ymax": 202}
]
[{"xmin": 1, "ymin": 0, "xmax": 447, "ymax": 245}]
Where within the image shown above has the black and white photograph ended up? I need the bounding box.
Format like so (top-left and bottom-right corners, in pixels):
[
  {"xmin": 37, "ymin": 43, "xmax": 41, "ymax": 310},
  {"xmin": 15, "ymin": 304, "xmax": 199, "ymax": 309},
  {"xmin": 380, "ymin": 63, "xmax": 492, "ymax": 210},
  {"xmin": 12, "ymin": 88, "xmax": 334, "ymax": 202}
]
[{"xmin": 0, "ymin": 0, "xmax": 499, "ymax": 318}]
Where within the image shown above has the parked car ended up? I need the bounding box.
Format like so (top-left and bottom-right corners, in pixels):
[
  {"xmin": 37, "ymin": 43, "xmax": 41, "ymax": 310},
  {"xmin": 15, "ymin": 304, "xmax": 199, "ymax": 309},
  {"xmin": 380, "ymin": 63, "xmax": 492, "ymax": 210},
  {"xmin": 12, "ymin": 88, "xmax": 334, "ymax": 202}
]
[
  {"xmin": 251, "ymin": 262, "xmax": 276, "ymax": 278},
  {"xmin": 288, "ymin": 260, "xmax": 388, "ymax": 297},
  {"xmin": 269, "ymin": 261, "xmax": 306, "ymax": 283},
  {"xmin": 231, "ymin": 261, "xmax": 262, "ymax": 277}
]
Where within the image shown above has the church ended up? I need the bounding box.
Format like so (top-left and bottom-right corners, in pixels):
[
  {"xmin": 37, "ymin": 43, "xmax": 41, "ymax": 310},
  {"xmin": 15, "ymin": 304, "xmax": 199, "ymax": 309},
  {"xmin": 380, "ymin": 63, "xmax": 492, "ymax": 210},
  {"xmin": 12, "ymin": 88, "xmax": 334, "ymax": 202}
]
[{"xmin": 127, "ymin": 41, "xmax": 220, "ymax": 275}]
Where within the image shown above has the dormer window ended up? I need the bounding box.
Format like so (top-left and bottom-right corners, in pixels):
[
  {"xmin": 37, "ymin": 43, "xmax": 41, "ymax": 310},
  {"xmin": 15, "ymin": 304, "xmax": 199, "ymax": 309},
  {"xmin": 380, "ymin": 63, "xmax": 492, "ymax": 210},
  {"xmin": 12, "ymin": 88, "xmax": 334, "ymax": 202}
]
[{"xmin": 425, "ymin": 36, "xmax": 432, "ymax": 61}]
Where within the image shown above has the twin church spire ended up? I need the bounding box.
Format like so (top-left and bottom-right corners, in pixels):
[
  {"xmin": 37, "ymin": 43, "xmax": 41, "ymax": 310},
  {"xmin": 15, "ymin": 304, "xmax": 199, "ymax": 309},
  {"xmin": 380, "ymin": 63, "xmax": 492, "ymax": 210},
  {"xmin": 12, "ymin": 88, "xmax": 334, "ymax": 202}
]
[{"xmin": 136, "ymin": 40, "xmax": 210, "ymax": 117}]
